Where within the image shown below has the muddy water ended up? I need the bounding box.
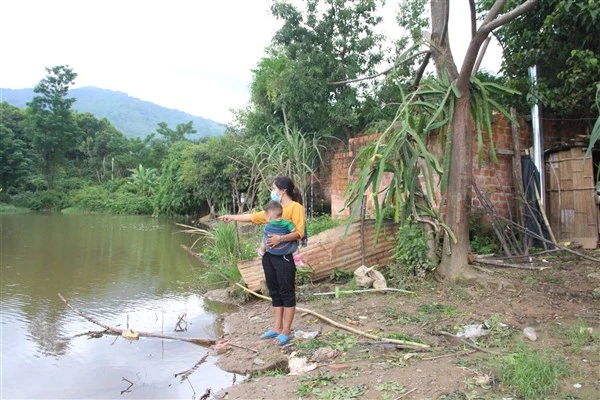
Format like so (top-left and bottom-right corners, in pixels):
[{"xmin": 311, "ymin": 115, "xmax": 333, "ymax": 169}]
[{"xmin": 0, "ymin": 213, "xmax": 237, "ymax": 399}]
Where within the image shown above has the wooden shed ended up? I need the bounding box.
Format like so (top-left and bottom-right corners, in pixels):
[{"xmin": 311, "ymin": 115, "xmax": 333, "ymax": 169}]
[{"xmin": 545, "ymin": 147, "xmax": 599, "ymax": 248}]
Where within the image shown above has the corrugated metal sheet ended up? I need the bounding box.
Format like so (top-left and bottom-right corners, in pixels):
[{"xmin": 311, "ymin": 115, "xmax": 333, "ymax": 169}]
[{"xmin": 238, "ymin": 220, "xmax": 398, "ymax": 291}]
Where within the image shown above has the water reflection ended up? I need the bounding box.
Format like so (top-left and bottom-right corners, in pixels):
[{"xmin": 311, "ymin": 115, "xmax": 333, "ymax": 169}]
[{"xmin": 0, "ymin": 213, "xmax": 237, "ymax": 399}]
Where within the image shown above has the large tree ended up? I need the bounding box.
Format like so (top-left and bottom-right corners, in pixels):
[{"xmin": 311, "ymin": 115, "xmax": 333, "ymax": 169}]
[
  {"xmin": 346, "ymin": 0, "xmax": 538, "ymax": 281},
  {"xmin": 26, "ymin": 65, "xmax": 80, "ymax": 189},
  {"xmin": 245, "ymin": 0, "xmax": 387, "ymax": 139},
  {"xmin": 421, "ymin": 0, "xmax": 538, "ymax": 280}
]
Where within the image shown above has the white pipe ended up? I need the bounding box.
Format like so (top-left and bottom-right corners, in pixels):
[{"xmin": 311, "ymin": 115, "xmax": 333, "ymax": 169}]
[{"xmin": 529, "ymin": 65, "xmax": 545, "ymax": 207}]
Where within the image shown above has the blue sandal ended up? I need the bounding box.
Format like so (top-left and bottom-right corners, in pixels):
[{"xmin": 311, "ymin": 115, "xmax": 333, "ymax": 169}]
[
  {"xmin": 260, "ymin": 330, "xmax": 279, "ymax": 339},
  {"xmin": 274, "ymin": 333, "xmax": 291, "ymax": 346}
]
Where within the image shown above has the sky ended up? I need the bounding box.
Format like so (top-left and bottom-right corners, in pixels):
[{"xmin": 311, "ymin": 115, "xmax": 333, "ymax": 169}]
[{"xmin": 0, "ymin": 0, "xmax": 502, "ymax": 125}]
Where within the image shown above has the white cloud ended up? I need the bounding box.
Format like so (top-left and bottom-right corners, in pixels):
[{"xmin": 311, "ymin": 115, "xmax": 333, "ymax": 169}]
[{"xmin": 0, "ymin": 0, "xmax": 501, "ymax": 125}]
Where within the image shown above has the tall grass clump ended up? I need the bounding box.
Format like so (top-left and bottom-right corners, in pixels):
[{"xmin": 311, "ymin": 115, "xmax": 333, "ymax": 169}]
[
  {"xmin": 193, "ymin": 222, "xmax": 242, "ymax": 287},
  {"xmin": 497, "ymin": 343, "xmax": 568, "ymax": 399}
]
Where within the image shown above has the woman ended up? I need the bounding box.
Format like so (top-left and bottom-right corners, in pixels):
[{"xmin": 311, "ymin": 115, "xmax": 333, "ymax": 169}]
[{"xmin": 219, "ymin": 176, "xmax": 305, "ymax": 346}]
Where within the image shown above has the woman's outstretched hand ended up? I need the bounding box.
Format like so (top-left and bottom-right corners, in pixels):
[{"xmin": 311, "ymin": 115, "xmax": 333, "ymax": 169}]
[{"xmin": 219, "ymin": 215, "xmax": 233, "ymax": 223}]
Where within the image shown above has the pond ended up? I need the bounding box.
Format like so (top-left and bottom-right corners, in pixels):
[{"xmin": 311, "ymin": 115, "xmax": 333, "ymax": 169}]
[{"xmin": 0, "ymin": 212, "xmax": 238, "ymax": 399}]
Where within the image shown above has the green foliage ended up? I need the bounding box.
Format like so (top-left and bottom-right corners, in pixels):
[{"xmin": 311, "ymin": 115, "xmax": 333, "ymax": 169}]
[
  {"xmin": 586, "ymin": 85, "xmax": 600, "ymax": 154},
  {"xmin": 24, "ymin": 189, "xmax": 69, "ymax": 211},
  {"xmin": 243, "ymin": 125, "xmax": 330, "ymax": 210},
  {"xmin": 0, "ymin": 203, "xmax": 29, "ymax": 214},
  {"xmin": 329, "ymin": 268, "xmax": 354, "ymax": 283},
  {"xmin": 485, "ymin": 0, "xmax": 600, "ymax": 118},
  {"xmin": 553, "ymin": 321, "xmax": 598, "ymax": 353},
  {"xmin": 417, "ymin": 302, "xmax": 456, "ymax": 316},
  {"xmin": 390, "ymin": 224, "xmax": 433, "ymax": 280},
  {"xmin": 0, "ymin": 103, "xmax": 33, "ymax": 190},
  {"xmin": 70, "ymin": 180, "xmax": 152, "ymax": 214},
  {"xmin": 374, "ymin": 382, "xmax": 407, "ymax": 400},
  {"xmin": 497, "ymin": 343, "xmax": 569, "ymax": 399},
  {"xmin": 155, "ymin": 121, "xmax": 196, "ymax": 145},
  {"xmin": 127, "ymin": 164, "xmax": 159, "ymax": 196},
  {"xmin": 242, "ymin": 0, "xmax": 387, "ymax": 139},
  {"xmin": 469, "ymin": 211, "xmax": 500, "ymax": 254},
  {"xmin": 189, "ymin": 222, "xmax": 243, "ymax": 288},
  {"xmin": 153, "ymin": 141, "xmax": 198, "ymax": 216},
  {"xmin": 307, "ymin": 214, "xmax": 344, "ymax": 236},
  {"xmin": 181, "ymin": 137, "xmax": 242, "ymax": 215},
  {"xmin": 202, "ymin": 222, "xmax": 239, "ymax": 265},
  {"xmin": 295, "ymin": 267, "xmax": 314, "ymax": 285},
  {"xmin": 297, "ymin": 372, "xmax": 366, "ymax": 400},
  {"xmin": 26, "ymin": 65, "xmax": 81, "ymax": 189}
]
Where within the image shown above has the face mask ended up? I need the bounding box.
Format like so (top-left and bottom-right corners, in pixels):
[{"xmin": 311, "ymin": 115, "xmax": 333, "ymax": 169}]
[{"xmin": 270, "ymin": 190, "xmax": 281, "ymax": 202}]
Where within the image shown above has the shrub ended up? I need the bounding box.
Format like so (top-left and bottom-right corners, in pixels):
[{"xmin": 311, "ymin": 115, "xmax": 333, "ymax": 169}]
[
  {"xmin": 469, "ymin": 210, "xmax": 500, "ymax": 254},
  {"xmin": 390, "ymin": 224, "xmax": 433, "ymax": 280},
  {"xmin": 18, "ymin": 190, "xmax": 69, "ymax": 211}
]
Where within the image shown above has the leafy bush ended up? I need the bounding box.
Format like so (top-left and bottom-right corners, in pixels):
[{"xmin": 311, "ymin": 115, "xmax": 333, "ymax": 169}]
[
  {"xmin": 16, "ymin": 189, "xmax": 70, "ymax": 211},
  {"xmin": 0, "ymin": 203, "xmax": 29, "ymax": 213},
  {"xmin": 106, "ymin": 190, "xmax": 153, "ymax": 214},
  {"xmin": 469, "ymin": 211, "xmax": 500, "ymax": 254},
  {"xmin": 71, "ymin": 184, "xmax": 152, "ymax": 214},
  {"xmin": 71, "ymin": 186, "xmax": 111, "ymax": 212},
  {"xmin": 390, "ymin": 224, "xmax": 433, "ymax": 280}
]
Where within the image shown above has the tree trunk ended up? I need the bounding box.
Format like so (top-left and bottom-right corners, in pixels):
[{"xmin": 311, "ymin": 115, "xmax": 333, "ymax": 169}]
[{"xmin": 438, "ymin": 94, "xmax": 473, "ymax": 280}]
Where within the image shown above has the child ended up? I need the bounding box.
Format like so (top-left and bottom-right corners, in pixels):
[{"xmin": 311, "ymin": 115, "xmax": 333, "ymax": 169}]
[{"xmin": 257, "ymin": 201, "xmax": 297, "ymax": 257}]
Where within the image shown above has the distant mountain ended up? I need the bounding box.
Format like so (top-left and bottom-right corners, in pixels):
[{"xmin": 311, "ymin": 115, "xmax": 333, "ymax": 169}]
[{"xmin": 0, "ymin": 86, "xmax": 226, "ymax": 139}]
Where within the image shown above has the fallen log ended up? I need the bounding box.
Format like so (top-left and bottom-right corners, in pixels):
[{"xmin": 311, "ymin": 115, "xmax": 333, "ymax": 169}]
[{"xmin": 57, "ymin": 293, "xmax": 216, "ymax": 347}]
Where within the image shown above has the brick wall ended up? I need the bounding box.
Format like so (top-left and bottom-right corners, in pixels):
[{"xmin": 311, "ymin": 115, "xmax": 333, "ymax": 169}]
[{"xmin": 330, "ymin": 113, "xmax": 535, "ymax": 219}]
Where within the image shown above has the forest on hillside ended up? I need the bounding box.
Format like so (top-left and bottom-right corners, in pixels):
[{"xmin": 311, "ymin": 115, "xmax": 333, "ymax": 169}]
[{"xmin": 0, "ymin": 86, "xmax": 225, "ymax": 139}]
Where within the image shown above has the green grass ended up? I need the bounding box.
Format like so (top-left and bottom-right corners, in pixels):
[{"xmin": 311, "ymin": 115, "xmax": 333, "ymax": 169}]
[
  {"xmin": 294, "ymin": 331, "xmax": 357, "ymax": 356},
  {"xmin": 552, "ymin": 321, "xmax": 598, "ymax": 353},
  {"xmin": 497, "ymin": 343, "xmax": 569, "ymax": 399},
  {"xmin": 61, "ymin": 206, "xmax": 88, "ymax": 214},
  {"xmin": 307, "ymin": 214, "xmax": 345, "ymax": 236},
  {"xmin": 418, "ymin": 302, "xmax": 457, "ymax": 317},
  {"xmin": 0, "ymin": 203, "xmax": 30, "ymax": 214}
]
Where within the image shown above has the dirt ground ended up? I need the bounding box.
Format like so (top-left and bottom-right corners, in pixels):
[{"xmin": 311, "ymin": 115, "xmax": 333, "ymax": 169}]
[{"xmin": 206, "ymin": 251, "xmax": 600, "ymax": 400}]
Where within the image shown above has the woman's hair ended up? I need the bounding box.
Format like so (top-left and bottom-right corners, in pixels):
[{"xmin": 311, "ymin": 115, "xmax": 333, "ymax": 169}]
[{"xmin": 273, "ymin": 176, "xmax": 302, "ymax": 204}]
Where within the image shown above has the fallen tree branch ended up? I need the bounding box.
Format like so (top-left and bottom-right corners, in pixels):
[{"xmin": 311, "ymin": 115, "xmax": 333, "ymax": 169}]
[
  {"xmin": 174, "ymin": 353, "xmax": 209, "ymax": 381},
  {"xmin": 395, "ymin": 388, "xmax": 417, "ymax": 400},
  {"xmin": 473, "ymin": 257, "xmax": 542, "ymax": 270},
  {"xmin": 181, "ymin": 245, "xmax": 429, "ymax": 350},
  {"xmin": 121, "ymin": 377, "xmax": 134, "ymax": 395},
  {"xmin": 58, "ymin": 293, "xmax": 216, "ymax": 347},
  {"xmin": 438, "ymin": 331, "xmax": 501, "ymax": 355}
]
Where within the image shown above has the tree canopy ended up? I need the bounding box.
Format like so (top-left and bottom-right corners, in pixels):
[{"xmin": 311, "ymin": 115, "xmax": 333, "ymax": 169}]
[{"xmin": 487, "ymin": 0, "xmax": 600, "ymax": 118}]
